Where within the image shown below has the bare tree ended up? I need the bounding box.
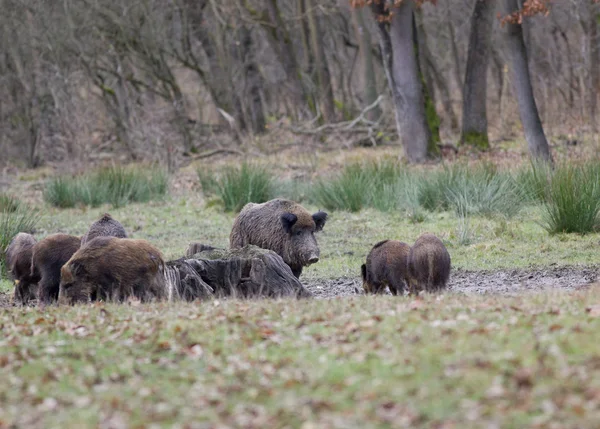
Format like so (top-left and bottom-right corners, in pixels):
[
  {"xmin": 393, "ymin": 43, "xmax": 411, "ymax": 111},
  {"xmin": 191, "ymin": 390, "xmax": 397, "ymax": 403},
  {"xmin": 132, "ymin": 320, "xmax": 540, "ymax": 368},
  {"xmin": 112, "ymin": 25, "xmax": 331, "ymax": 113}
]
[
  {"xmin": 351, "ymin": 7, "xmax": 381, "ymax": 121},
  {"xmin": 501, "ymin": 0, "xmax": 553, "ymax": 163},
  {"xmin": 369, "ymin": 0, "xmax": 437, "ymax": 162},
  {"xmin": 461, "ymin": 0, "xmax": 496, "ymax": 149}
]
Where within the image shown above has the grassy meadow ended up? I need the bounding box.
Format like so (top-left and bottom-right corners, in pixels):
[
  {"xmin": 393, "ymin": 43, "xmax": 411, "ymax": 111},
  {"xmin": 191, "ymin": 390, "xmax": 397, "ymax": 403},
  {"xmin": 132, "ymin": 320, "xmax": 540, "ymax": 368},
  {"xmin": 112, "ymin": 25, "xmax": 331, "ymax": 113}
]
[{"xmin": 2, "ymin": 152, "xmax": 600, "ymax": 427}]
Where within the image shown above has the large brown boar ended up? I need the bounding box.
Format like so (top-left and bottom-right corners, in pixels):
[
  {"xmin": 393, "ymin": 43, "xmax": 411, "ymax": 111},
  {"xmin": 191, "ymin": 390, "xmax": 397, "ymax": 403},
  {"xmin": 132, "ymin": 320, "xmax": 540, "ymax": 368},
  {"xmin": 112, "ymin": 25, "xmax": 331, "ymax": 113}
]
[
  {"xmin": 32, "ymin": 233, "xmax": 81, "ymax": 304},
  {"xmin": 59, "ymin": 237, "xmax": 166, "ymax": 304},
  {"xmin": 230, "ymin": 199, "xmax": 327, "ymax": 278},
  {"xmin": 407, "ymin": 233, "xmax": 451, "ymax": 293},
  {"xmin": 361, "ymin": 240, "xmax": 410, "ymax": 296},
  {"xmin": 80, "ymin": 213, "xmax": 127, "ymax": 246},
  {"xmin": 5, "ymin": 232, "xmax": 40, "ymax": 304}
]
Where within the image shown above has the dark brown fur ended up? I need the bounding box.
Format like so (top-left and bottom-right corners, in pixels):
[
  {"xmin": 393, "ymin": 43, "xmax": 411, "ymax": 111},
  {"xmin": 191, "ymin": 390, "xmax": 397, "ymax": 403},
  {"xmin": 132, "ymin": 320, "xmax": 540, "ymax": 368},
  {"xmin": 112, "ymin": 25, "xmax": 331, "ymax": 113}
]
[
  {"xmin": 32, "ymin": 233, "xmax": 81, "ymax": 304},
  {"xmin": 229, "ymin": 199, "xmax": 327, "ymax": 278},
  {"xmin": 407, "ymin": 233, "xmax": 451, "ymax": 293},
  {"xmin": 81, "ymin": 213, "xmax": 127, "ymax": 246},
  {"xmin": 5, "ymin": 233, "xmax": 40, "ymax": 304},
  {"xmin": 59, "ymin": 237, "xmax": 166, "ymax": 304},
  {"xmin": 361, "ymin": 240, "xmax": 410, "ymax": 295}
]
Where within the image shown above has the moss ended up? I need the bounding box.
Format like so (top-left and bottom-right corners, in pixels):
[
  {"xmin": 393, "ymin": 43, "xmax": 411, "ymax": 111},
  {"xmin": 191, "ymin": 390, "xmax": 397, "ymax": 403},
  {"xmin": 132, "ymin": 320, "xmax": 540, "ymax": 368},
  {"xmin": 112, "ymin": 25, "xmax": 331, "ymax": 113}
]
[
  {"xmin": 424, "ymin": 90, "xmax": 441, "ymax": 158},
  {"xmin": 462, "ymin": 131, "xmax": 490, "ymax": 150}
]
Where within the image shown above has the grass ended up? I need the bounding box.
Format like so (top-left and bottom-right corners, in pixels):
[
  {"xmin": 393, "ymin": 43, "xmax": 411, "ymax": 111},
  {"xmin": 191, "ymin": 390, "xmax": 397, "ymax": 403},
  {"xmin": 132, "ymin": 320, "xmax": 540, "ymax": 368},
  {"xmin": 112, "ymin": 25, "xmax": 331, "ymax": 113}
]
[
  {"xmin": 0, "ymin": 195, "xmax": 39, "ymax": 277},
  {"xmin": 311, "ymin": 163, "xmax": 373, "ymax": 212},
  {"xmin": 2, "ymin": 291, "xmax": 600, "ymax": 427},
  {"xmin": 310, "ymin": 162, "xmax": 525, "ymax": 221},
  {"xmin": 20, "ymin": 197, "xmax": 600, "ymax": 282},
  {"xmin": 541, "ymin": 163, "xmax": 600, "ymax": 234},
  {"xmin": 4, "ymin": 156, "xmax": 600, "ymax": 427},
  {"xmin": 44, "ymin": 165, "xmax": 168, "ymax": 209},
  {"xmin": 198, "ymin": 163, "xmax": 274, "ymax": 212}
]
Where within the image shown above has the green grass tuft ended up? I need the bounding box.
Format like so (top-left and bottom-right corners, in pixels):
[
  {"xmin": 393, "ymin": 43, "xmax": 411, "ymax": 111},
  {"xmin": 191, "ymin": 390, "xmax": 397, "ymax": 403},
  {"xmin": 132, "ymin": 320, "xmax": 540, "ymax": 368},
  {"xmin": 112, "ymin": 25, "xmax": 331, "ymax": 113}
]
[
  {"xmin": 515, "ymin": 161, "xmax": 553, "ymax": 203},
  {"xmin": 541, "ymin": 163, "xmax": 600, "ymax": 234},
  {"xmin": 311, "ymin": 164, "xmax": 374, "ymax": 212},
  {"xmin": 444, "ymin": 164, "xmax": 524, "ymax": 219},
  {"xmin": 44, "ymin": 165, "xmax": 168, "ymax": 208},
  {"xmin": 199, "ymin": 163, "xmax": 274, "ymax": 212}
]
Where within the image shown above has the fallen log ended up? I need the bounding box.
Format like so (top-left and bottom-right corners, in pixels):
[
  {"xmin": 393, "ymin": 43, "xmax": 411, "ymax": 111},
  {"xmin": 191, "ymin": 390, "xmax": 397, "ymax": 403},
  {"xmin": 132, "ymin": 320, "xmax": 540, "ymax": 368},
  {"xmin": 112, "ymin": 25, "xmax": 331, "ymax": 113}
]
[{"xmin": 166, "ymin": 245, "xmax": 312, "ymax": 300}]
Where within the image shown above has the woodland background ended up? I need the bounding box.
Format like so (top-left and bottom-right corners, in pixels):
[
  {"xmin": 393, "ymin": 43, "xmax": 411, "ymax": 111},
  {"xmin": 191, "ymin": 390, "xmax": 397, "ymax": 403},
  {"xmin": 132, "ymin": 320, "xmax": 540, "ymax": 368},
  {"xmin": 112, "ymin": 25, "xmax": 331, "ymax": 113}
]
[{"xmin": 1, "ymin": 0, "xmax": 598, "ymax": 169}]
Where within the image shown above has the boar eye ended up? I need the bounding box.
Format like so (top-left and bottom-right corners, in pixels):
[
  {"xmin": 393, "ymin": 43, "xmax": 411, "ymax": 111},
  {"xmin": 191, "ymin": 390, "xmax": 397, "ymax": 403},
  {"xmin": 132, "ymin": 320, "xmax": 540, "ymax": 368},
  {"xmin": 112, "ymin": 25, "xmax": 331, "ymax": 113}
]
[{"xmin": 295, "ymin": 230, "xmax": 303, "ymax": 236}]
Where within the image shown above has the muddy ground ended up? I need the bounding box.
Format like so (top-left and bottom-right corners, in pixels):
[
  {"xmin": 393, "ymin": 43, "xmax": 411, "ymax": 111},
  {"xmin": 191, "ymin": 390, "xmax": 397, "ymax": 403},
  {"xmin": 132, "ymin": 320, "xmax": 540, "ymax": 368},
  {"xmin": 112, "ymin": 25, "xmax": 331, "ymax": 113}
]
[
  {"xmin": 304, "ymin": 265, "xmax": 600, "ymax": 298},
  {"xmin": 1, "ymin": 265, "xmax": 598, "ymax": 307}
]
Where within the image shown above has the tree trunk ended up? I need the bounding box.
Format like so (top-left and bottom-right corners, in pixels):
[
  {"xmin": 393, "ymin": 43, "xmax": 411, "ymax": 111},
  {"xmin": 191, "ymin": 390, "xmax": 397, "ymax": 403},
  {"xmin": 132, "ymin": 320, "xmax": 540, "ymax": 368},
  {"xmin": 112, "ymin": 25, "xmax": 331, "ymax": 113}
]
[
  {"xmin": 351, "ymin": 7, "xmax": 381, "ymax": 121},
  {"xmin": 444, "ymin": 0, "xmax": 463, "ymax": 102},
  {"xmin": 306, "ymin": 0, "xmax": 336, "ymax": 122},
  {"xmin": 461, "ymin": 0, "xmax": 496, "ymax": 149},
  {"xmin": 415, "ymin": 10, "xmax": 458, "ymax": 133},
  {"xmin": 167, "ymin": 244, "xmax": 313, "ymax": 300},
  {"xmin": 412, "ymin": 13, "xmax": 441, "ymax": 155},
  {"xmin": 586, "ymin": 2, "xmax": 599, "ymax": 132},
  {"xmin": 262, "ymin": 0, "xmax": 311, "ymax": 118},
  {"xmin": 501, "ymin": 0, "xmax": 553, "ymax": 163},
  {"xmin": 377, "ymin": 0, "xmax": 432, "ymax": 162}
]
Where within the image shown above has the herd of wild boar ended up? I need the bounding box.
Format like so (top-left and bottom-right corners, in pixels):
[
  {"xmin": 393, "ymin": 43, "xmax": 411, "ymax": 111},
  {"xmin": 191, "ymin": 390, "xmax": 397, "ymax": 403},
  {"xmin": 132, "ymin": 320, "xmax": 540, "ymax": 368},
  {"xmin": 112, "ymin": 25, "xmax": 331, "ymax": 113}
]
[{"xmin": 4, "ymin": 198, "xmax": 451, "ymax": 305}]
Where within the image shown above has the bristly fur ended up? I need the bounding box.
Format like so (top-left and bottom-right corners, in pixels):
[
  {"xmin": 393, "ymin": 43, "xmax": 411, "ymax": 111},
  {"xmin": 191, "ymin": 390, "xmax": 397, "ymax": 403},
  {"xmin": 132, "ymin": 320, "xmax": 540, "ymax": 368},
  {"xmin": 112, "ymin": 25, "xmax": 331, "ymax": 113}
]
[
  {"xmin": 407, "ymin": 233, "xmax": 451, "ymax": 293},
  {"xmin": 230, "ymin": 198, "xmax": 327, "ymax": 278},
  {"xmin": 59, "ymin": 236, "xmax": 166, "ymax": 304},
  {"xmin": 362, "ymin": 240, "xmax": 410, "ymax": 295},
  {"xmin": 32, "ymin": 233, "xmax": 81, "ymax": 304},
  {"xmin": 5, "ymin": 232, "xmax": 40, "ymax": 304},
  {"xmin": 81, "ymin": 213, "xmax": 127, "ymax": 246}
]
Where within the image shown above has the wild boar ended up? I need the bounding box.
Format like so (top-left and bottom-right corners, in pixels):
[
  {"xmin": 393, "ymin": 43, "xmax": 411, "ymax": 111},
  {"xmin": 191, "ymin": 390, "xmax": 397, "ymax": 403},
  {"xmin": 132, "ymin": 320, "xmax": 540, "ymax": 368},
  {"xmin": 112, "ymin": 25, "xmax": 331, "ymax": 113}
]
[
  {"xmin": 230, "ymin": 198, "xmax": 327, "ymax": 278},
  {"xmin": 407, "ymin": 233, "xmax": 451, "ymax": 293},
  {"xmin": 80, "ymin": 213, "xmax": 127, "ymax": 246},
  {"xmin": 59, "ymin": 237, "xmax": 166, "ymax": 304},
  {"xmin": 5, "ymin": 232, "xmax": 40, "ymax": 304},
  {"xmin": 32, "ymin": 233, "xmax": 81, "ymax": 304},
  {"xmin": 361, "ymin": 240, "xmax": 410, "ymax": 295}
]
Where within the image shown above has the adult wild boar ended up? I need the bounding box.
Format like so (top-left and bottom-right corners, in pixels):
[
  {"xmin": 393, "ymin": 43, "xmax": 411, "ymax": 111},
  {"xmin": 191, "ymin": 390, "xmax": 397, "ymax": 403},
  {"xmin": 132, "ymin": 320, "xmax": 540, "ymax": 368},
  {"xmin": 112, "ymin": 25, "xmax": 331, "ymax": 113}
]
[
  {"xmin": 5, "ymin": 232, "xmax": 40, "ymax": 304},
  {"xmin": 32, "ymin": 233, "xmax": 81, "ymax": 304},
  {"xmin": 407, "ymin": 233, "xmax": 451, "ymax": 293},
  {"xmin": 80, "ymin": 213, "xmax": 127, "ymax": 246},
  {"xmin": 59, "ymin": 237, "xmax": 166, "ymax": 304},
  {"xmin": 361, "ymin": 240, "xmax": 410, "ymax": 295},
  {"xmin": 230, "ymin": 199, "xmax": 327, "ymax": 278}
]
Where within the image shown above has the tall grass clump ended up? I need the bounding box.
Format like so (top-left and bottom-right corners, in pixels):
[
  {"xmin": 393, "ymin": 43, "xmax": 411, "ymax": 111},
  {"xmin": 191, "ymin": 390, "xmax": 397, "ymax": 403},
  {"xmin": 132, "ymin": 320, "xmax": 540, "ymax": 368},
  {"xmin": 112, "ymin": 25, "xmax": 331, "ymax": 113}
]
[
  {"xmin": 444, "ymin": 164, "xmax": 525, "ymax": 219},
  {"xmin": 542, "ymin": 162, "xmax": 600, "ymax": 234},
  {"xmin": 199, "ymin": 163, "xmax": 274, "ymax": 212},
  {"xmin": 1, "ymin": 194, "xmax": 39, "ymax": 276},
  {"xmin": 515, "ymin": 161, "xmax": 552, "ymax": 203},
  {"xmin": 44, "ymin": 165, "xmax": 168, "ymax": 208},
  {"xmin": 310, "ymin": 163, "xmax": 377, "ymax": 212},
  {"xmin": 310, "ymin": 160, "xmax": 409, "ymax": 212}
]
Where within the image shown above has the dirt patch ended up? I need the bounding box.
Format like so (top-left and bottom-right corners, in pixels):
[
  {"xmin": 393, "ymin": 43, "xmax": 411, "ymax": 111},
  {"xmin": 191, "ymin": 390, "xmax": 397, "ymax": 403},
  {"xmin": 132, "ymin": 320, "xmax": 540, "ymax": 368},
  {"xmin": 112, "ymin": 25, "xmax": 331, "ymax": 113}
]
[
  {"xmin": 1, "ymin": 265, "xmax": 598, "ymax": 306},
  {"xmin": 304, "ymin": 265, "xmax": 600, "ymax": 299}
]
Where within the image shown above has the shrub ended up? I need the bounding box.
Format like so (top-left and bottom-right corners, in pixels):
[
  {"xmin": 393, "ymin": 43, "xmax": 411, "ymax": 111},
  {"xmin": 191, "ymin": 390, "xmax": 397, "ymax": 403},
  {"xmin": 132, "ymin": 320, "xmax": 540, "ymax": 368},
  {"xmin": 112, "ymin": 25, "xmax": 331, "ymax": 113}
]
[
  {"xmin": 44, "ymin": 165, "xmax": 168, "ymax": 208},
  {"xmin": 199, "ymin": 163, "xmax": 274, "ymax": 212},
  {"xmin": 0, "ymin": 195, "xmax": 39, "ymax": 276},
  {"xmin": 541, "ymin": 163, "xmax": 600, "ymax": 234}
]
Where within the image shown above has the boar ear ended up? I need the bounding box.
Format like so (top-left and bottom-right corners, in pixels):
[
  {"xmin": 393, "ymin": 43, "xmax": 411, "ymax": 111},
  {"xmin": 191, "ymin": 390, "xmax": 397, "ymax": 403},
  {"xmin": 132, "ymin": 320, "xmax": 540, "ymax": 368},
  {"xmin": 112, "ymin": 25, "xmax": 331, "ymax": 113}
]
[
  {"xmin": 312, "ymin": 211, "xmax": 328, "ymax": 232},
  {"xmin": 63, "ymin": 261, "xmax": 85, "ymax": 281},
  {"xmin": 61, "ymin": 264, "xmax": 74, "ymax": 284},
  {"xmin": 280, "ymin": 212, "xmax": 298, "ymax": 234},
  {"xmin": 361, "ymin": 264, "xmax": 367, "ymax": 281}
]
